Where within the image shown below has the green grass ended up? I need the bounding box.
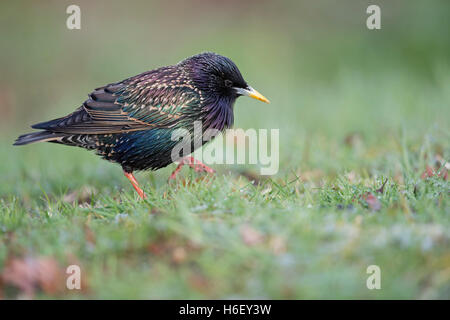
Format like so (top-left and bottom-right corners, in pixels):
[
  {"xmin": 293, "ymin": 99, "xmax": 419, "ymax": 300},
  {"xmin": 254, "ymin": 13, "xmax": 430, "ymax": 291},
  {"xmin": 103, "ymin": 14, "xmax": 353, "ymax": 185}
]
[
  {"xmin": 0, "ymin": 1, "xmax": 449, "ymax": 299},
  {"xmin": 1, "ymin": 124, "xmax": 448, "ymax": 299}
]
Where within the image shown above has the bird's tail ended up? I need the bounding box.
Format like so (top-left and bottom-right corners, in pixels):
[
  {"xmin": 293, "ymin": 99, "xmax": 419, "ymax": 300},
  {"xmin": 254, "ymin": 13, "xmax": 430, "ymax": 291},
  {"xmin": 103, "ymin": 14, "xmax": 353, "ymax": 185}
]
[{"xmin": 13, "ymin": 131, "xmax": 64, "ymax": 146}]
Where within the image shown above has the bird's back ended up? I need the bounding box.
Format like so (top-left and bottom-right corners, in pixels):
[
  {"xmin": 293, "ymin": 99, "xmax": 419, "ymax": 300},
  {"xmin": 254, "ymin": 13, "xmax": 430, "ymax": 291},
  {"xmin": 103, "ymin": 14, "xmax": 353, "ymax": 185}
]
[{"xmin": 14, "ymin": 65, "xmax": 212, "ymax": 171}]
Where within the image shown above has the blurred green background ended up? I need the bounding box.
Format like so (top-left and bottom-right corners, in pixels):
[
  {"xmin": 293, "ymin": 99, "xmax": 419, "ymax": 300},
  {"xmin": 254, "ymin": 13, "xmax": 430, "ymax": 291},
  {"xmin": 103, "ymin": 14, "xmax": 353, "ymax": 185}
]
[
  {"xmin": 2, "ymin": 0, "xmax": 449, "ymax": 138},
  {"xmin": 1, "ymin": 1, "xmax": 449, "ymax": 180},
  {"xmin": 0, "ymin": 1, "xmax": 449, "ymax": 299}
]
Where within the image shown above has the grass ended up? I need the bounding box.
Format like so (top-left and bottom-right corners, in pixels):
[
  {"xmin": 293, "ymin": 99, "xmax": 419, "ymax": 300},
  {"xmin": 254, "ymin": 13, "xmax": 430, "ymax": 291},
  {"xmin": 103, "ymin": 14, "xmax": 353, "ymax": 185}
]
[
  {"xmin": 0, "ymin": 1, "xmax": 449, "ymax": 299},
  {"xmin": 1, "ymin": 124, "xmax": 448, "ymax": 299}
]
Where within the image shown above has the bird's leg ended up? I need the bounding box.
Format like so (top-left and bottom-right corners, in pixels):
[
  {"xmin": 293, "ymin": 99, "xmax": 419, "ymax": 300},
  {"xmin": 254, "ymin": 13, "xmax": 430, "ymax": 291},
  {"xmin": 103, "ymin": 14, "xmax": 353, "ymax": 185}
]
[
  {"xmin": 123, "ymin": 171, "xmax": 147, "ymax": 199},
  {"xmin": 169, "ymin": 156, "xmax": 215, "ymax": 180}
]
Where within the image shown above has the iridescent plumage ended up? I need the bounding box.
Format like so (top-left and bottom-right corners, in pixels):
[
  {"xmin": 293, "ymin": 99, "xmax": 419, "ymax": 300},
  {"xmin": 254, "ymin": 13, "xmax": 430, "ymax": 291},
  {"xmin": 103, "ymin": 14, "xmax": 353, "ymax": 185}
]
[{"xmin": 14, "ymin": 52, "xmax": 269, "ymax": 198}]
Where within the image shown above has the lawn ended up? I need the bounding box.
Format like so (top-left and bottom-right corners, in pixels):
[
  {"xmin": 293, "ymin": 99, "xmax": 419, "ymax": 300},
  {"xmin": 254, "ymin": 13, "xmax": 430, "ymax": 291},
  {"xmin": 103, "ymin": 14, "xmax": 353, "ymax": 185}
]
[{"xmin": 0, "ymin": 1, "xmax": 449, "ymax": 299}]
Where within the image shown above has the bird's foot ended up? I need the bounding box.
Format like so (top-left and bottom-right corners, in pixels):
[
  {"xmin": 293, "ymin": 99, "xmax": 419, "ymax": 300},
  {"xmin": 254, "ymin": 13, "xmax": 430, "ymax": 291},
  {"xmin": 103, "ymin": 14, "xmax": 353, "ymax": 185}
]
[
  {"xmin": 169, "ymin": 156, "xmax": 215, "ymax": 180},
  {"xmin": 124, "ymin": 171, "xmax": 147, "ymax": 199}
]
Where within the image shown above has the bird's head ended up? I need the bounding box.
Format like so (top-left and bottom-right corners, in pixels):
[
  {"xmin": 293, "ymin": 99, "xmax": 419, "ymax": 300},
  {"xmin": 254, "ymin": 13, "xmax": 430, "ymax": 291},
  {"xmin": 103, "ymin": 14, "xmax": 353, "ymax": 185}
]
[{"xmin": 181, "ymin": 52, "xmax": 270, "ymax": 104}]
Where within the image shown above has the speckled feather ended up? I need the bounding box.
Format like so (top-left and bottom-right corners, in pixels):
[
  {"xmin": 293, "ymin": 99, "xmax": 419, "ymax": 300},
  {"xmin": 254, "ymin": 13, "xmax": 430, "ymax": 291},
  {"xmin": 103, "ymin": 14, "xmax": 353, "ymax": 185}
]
[{"xmin": 14, "ymin": 53, "xmax": 245, "ymax": 172}]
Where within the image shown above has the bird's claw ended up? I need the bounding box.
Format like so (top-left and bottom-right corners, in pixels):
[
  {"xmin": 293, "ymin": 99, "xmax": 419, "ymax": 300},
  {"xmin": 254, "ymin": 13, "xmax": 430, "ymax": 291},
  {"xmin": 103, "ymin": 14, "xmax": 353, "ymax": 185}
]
[{"xmin": 169, "ymin": 157, "xmax": 215, "ymax": 180}]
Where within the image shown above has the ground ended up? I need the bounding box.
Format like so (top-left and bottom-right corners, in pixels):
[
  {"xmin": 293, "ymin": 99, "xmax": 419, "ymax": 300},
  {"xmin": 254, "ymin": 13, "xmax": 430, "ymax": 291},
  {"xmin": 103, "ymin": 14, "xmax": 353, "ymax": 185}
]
[
  {"xmin": 1, "ymin": 116, "xmax": 448, "ymax": 299},
  {"xmin": 0, "ymin": 1, "xmax": 449, "ymax": 299}
]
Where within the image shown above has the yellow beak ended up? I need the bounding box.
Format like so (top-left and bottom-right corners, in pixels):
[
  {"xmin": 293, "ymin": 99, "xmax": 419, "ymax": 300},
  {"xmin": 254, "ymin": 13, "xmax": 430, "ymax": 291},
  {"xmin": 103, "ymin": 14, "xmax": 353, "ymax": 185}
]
[{"xmin": 235, "ymin": 86, "xmax": 270, "ymax": 104}]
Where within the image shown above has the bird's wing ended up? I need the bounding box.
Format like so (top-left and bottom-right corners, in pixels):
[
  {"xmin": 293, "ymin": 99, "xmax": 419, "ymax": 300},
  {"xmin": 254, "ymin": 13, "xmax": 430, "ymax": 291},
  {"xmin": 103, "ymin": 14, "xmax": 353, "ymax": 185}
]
[{"xmin": 32, "ymin": 71, "xmax": 202, "ymax": 135}]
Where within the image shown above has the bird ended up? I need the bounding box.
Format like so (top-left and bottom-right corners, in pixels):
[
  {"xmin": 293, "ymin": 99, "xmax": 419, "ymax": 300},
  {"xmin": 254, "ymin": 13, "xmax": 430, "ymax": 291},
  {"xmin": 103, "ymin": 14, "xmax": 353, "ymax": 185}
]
[{"xmin": 14, "ymin": 52, "xmax": 270, "ymax": 199}]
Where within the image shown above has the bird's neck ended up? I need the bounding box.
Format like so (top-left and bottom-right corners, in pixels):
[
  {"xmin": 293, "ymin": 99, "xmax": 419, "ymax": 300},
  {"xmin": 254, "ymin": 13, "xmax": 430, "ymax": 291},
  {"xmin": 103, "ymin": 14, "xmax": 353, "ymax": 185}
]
[{"xmin": 202, "ymin": 95, "xmax": 235, "ymax": 132}]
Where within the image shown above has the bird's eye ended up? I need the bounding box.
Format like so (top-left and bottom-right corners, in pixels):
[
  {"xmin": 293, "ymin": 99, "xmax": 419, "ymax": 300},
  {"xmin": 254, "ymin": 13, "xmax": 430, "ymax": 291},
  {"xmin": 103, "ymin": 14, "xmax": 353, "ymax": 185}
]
[{"xmin": 224, "ymin": 79, "xmax": 233, "ymax": 87}]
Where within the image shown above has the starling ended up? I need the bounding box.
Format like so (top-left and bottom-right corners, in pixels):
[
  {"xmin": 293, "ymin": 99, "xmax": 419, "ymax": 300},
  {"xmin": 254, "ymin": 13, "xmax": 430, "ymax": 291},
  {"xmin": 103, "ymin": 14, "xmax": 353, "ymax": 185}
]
[{"xmin": 14, "ymin": 52, "xmax": 269, "ymax": 199}]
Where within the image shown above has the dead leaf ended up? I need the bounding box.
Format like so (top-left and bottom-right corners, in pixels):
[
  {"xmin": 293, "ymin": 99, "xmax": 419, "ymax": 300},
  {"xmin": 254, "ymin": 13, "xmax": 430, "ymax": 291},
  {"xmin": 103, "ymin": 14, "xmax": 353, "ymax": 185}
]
[
  {"xmin": 299, "ymin": 169, "xmax": 324, "ymax": 182},
  {"xmin": 63, "ymin": 186, "xmax": 96, "ymax": 205},
  {"xmin": 393, "ymin": 171, "xmax": 404, "ymax": 185},
  {"xmin": 344, "ymin": 132, "xmax": 364, "ymax": 148},
  {"xmin": 268, "ymin": 236, "xmax": 286, "ymax": 255},
  {"xmin": 239, "ymin": 170, "xmax": 265, "ymax": 185},
  {"xmin": 240, "ymin": 225, "xmax": 264, "ymax": 246},
  {"xmin": 439, "ymin": 168, "xmax": 448, "ymax": 181},
  {"xmin": 84, "ymin": 224, "xmax": 96, "ymax": 245},
  {"xmin": 421, "ymin": 165, "xmax": 448, "ymax": 181},
  {"xmin": 421, "ymin": 165, "xmax": 435, "ymax": 179},
  {"xmin": 188, "ymin": 273, "xmax": 211, "ymax": 294},
  {"xmin": 148, "ymin": 242, "xmax": 168, "ymax": 256},
  {"xmin": 147, "ymin": 237, "xmax": 201, "ymax": 260},
  {"xmin": 151, "ymin": 207, "xmax": 165, "ymax": 215},
  {"xmin": 362, "ymin": 193, "xmax": 381, "ymax": 211},
  {"xmin": 1, "ymin": 256, "xmax": 65, "ymax": 298},
  {"xmin": 171, "ymin": 247, "xmax": 187, "ymax": 264},
  {"xmin": 36, "ymin": 258, "xmax": 64, "ymax": 295}
]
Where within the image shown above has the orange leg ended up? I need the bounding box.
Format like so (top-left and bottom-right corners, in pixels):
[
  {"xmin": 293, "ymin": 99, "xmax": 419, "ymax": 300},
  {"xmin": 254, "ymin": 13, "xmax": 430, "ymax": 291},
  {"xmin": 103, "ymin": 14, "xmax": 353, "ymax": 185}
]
[
  {"xmin": 124, "ymin": 171, "xmax": 146, "ymax": 199},
  {"xmin": 169, "ymin": 156, "xmax": 215, "ymax": 180}
]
